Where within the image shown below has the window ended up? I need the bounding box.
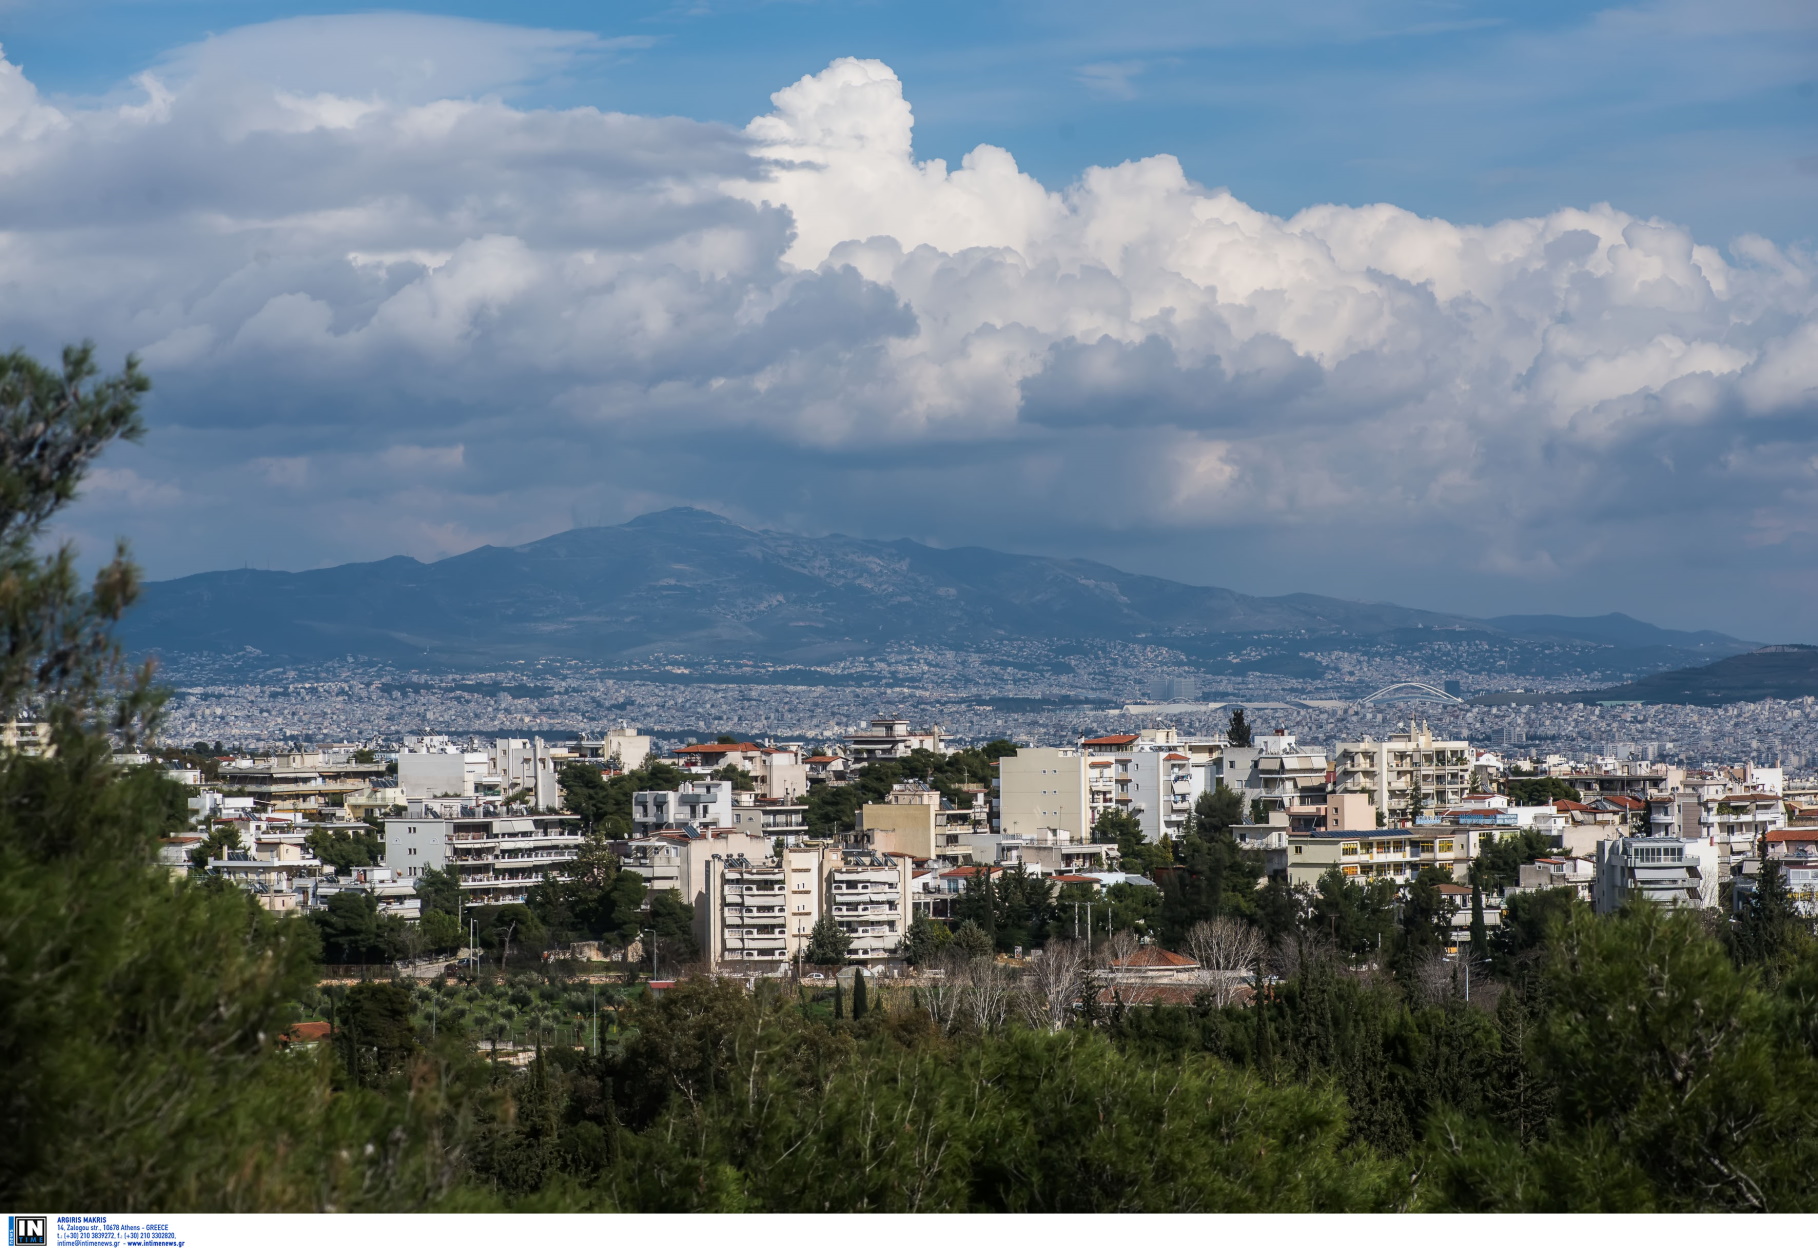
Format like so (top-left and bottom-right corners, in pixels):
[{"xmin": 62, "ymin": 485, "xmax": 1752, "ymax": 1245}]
[
  {"xmin": 1293, "ymin": 845, "xmax": 1304, "ymax": 855},
  {"xmin": 1341, "ymin": 843, "xmax": 1360, "ymax": 857},
  {"xmin": 1437, "ymin": 839, "xmax": 1454, "ymax": 853}
]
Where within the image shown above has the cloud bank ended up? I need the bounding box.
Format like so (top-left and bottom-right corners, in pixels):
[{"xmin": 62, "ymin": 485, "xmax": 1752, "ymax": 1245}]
[{"xmin": 6, "ymin": 15, "xmax": 1818, "ymax": 635}]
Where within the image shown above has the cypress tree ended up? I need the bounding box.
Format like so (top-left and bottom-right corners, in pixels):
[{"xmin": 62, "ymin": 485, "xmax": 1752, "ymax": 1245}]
[
  {"xmin": 851, "ymin": 968, "xmax": 868, "ymax": 1020},
  {"xmin": 1469, "ymin": 874, "xmax": 1489, "ymax": 962}
]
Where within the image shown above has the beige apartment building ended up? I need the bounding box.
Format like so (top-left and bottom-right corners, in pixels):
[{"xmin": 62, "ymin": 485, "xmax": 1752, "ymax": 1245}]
[
  {"xmin": 860, "ymin": 781, "xmax": 988, "ymax": 860},
  {"xmin": 709, "ymin": 843, "xmax": 910, "ymax": 968},
  {"xmin": 995, "ymin": 746, "xmax": 1091, "ymax": 840},
  {"xmin": 1331, "ymin": 723, "xmax": 1473, "ymax": 823},
  {"xmin": 1266, "ymin": 826, "xmax": 1482, "ymax": 889}
]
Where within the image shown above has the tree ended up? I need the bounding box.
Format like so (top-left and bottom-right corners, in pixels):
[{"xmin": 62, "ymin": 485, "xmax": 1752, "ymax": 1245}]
[
  {"xmin": 0, "ymin": 345, "xmax": 471, "ymax": 1212},
  {"xmin": 1475, "ymin": 830, "xmax": 1557, "ymax": 890},
  {"xmin": 305, "ymin": 825, "xmax": 384, "ymax": 873},
  {"xmin": 647, "ymin": 889, "xmax": 698, "ymax": 966},
  {"xmin": 805, "ymin": 915, "xmax": 851, "ymax": 966},
  {"xmin": 1227, "ymin": 708, "xmax": 1253, "ymax": 748},
  {"xmin": 1469, "ymin": 876, "xmax": 1490, "ymax": 962},
  {"xmin": 1192, "ymin": 784, "xmax": 1245, "ymax": 840},
  {"xmin": 415, "ymin": 864, "xmax": 462, "ymax": 917},
  {"xmin": 1184, "ymin": 917, "xmax": 1264, "ymax": 1007},
  {"xmin": 1505, "ymin": 776, "xmax": 1581, "ymax": 807},
  {"xmin": 901, "ymin": 915, "xmax": 950, "ymax": 966},
  {"xmin": 1735, "ymin": 845, "xmax": 1805, "ymax": 970},
  {"xmin": 335, "ymin": 981, "xmax": 419, "ymax": 1085},
  {"xmin": 949, "ymin": 919, "xmax": 993, "ymax": 961},
  {"xmin": 851, "ymin": 968, "xmax": 869, "ymax": 1020}
]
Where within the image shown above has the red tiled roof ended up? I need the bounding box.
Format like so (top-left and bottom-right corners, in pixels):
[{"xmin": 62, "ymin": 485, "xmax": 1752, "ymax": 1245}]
[
  {"xmin": 1109, "ymin": 946, "xmax": 1196, "ymax": 968},
  {"xmin": 1554, "ymin": 800, "xmax": 1594, "ymax": 812},
  {"xmin": 940, "ymin": 865, "xmax": 1000, "ymax": 878},
  {"xmin": 1164, "ymin": 753, "xmax": 1190, "ymax": 761},
  {"xmin": 1096, "ymin": 984, "xmax": 1211, "ymax": 1006},
  {"xmin": 280, "ymin": 1021, "xmax": 331, "ymax": 1044},
  {"xmin": 1082, "ymin": 734, "xmax": 1140, "ymax": 746},
  {"xmin": 805, "ymin": 755, "xmax": 839, "ymax": 763},
  {"xmin": 1599, "ymin": 795, "xmax": 1646, "ymax": 810}
]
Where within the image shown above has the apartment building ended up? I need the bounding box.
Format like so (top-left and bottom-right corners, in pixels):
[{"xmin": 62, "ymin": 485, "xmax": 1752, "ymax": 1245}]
[
  {"xmin": 708, "ymin": 843, "xmax": 910, "ymax": 968},
  {"xmin": 573, "ymin": 723, "xmax": 651, "ymax": 771},
  {"xmin": 1592, "ymin": 836, "xmax": 1720, "ymax": 914},
  {"xmin": 861, "ymin": 781, "xmax": 980, "ymax": 860},
  {"xmin": 396, "ymin": 737, "xmax": 560, "ymax": 809},
  {"xmin": 383, "ymin": 800, "xmax": 584, "ymax": 907},
  {"xmin": 218, "ymin": 750, "xmax": 391, "ymax": 814},
  {"xmin": 996, "ymin": 747, "xmax": 1090, "ymax": 840},
  {"xmin": 632, "ymin": 779, "xmax": 734, "ymax": 835},
  {"xmin": 1265, "ymin": 826, "xmax": 1481, "ymax": 890},
  {"xmin": 1210, "ymin": 730, "xmax": 1329, "ymax": 820},
  {"xmin": 846, "ymin": 718, "xmax": 944, "ymax": 761},
  {"xmin": 612, "ymin": 827, "xmax": 776, "ymax": 951},
  {"xmin": 729, "ymin": 793, "xmax": 810, "ymax": 844},
  {"xmin": 1331, "ymin": 723, "xmax": 1473, "ymax": 823}
]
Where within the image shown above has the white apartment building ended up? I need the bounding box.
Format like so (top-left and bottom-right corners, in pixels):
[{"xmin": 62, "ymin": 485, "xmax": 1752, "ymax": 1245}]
[
  {"xmin": 846, "ymin": 718, "xmax": 944, "ymax": 761},
  {"xmin": 396, "ymin": 737, "xmax": 560, "ymax": 809},
  {"xmin": 573, "ymin": 723, "xmax": 651, "ymax": 771},
  {"xmin": 383, "ymin": 800, "xmax": 584, "ymax": 907},
  {"xmin": 632, "ymin": 779, "xmax": 735, "ymax": 835},
  {"xmin": 708, "ymin": 843, "xmax": 910, "ymax": 967},
  {"xmin": 1593, "ymin": 837, "xmax": 1720, "ymax": 914},
  {"xmin": 1332, "ymin": 723, "xmax": 1473, "ymax": 823},
  {"xmin": 1209, "ymin": 730, "xmax": 1328, "ymax": 820},
  {"xmin": 730, "ymin": 794, "xmax": 811, "ymax": 844}
]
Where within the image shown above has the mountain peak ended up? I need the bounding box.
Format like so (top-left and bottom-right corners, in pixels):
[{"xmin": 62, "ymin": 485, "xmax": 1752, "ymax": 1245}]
[{"xmin": 619, "ymin": 507, "xmax": 746, "ymax": 534}]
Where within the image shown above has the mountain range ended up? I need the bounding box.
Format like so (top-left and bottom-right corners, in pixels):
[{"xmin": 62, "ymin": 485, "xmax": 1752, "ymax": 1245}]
[{"xmin": 123, "ymin": 508, "xmax": 1758, "ymax": 684}]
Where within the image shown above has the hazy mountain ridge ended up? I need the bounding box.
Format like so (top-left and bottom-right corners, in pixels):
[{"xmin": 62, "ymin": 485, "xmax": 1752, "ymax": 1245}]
[{"xmin": 125, "ymin": 508, "xmax": 1757, "ymax": 686}]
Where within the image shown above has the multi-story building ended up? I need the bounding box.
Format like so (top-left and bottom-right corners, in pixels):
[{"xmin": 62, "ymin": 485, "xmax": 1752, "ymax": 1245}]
[
  {"xmin": 573, "ymin": 723, "xmax": 651, "ymax": 771},
  {"xmin": 395, "ymin": 737, "xmax": 560, "ymax": 808},
  {"xmin": 861, "ymin": 781, "xmax": 990, "ymax": 861},
  {"xmin": 217, "ymin": 750, "xmax": 391, "ymax": 815},
  {"xmin": 1265, "ymin": 826, "xmax": 1481, "ymax": 890},
  {"xmin": 1331, "ymin": 723, "xmax": 1472, "ymax": 824},
  {"xmin": 996, "ymin": 746, "xmax": 1090, "ymax": 841},
  {"xmin": 632, "ymin": 779, "xmax": 734, "ymax": 835},
  {"xmin": 708, "ymin": 843, "xmax": 909, "ymax": 968},
  {"xmin": 383, "ymin": 800, "xmax": 584, "ymax": 907},
  {"xmin": 1512, "ymin": 855, "xmax": 1596, "ymax": 902},
  {"xmin": 612, "ymin": 827, "xmax": 776, "ymax": 951},
  {"xmin": 1210, "ymin": 730, "xmax": 1328, "ymax": 821},
  {"xmin": 845, "ymin": 718, "xmax": 944, "ymax": 761},
  {"xmin": 1592, "ymin": 836, "xmax": 1720, "ymax": 914},
  {"xmin": 1732, "ymin": 830, "xmax": 1818, "ymax": 918},
  {"xmin": 730, "ymin": 793, "xmax": 811, "ymax": 844}
]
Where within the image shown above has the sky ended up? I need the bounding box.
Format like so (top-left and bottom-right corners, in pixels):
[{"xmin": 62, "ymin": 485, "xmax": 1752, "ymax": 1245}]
[{"xmin": 3, "ymin": 2, "xmax": 1817, "ymax": 638}]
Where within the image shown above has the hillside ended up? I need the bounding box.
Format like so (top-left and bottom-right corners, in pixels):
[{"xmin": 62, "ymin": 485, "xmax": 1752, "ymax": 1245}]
[
  {"xmin": 123, "ymin": 508, "xmax": 1757, "ymax": 681},
  {"xmin": 124, "ymin": 508, "xmax": 1479, "ymax": 667},
  {"xmin": 1476, "ymin": 645, "xmax": 1818, "ymax": 707}
]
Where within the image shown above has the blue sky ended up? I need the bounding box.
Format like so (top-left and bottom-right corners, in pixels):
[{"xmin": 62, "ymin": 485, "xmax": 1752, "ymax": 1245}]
[
  {"xmin": 12, "ymin": 1, "xmax": 1815, "ymax": 245},
  {"xmin": 4, "ymin": 3, "xmax": 1817, "ymax": 637}
]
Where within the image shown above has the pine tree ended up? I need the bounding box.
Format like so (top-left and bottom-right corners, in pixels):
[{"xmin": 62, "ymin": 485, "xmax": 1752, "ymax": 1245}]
[{"xmin": 1228, "ymin": 708, "xmax": 1254, "ymax": 748}]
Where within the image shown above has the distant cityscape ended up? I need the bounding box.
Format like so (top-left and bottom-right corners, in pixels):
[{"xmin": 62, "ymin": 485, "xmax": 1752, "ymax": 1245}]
[{"xmin": 154, "ymin": 649, "xmax": 1818, "ymax": 769}]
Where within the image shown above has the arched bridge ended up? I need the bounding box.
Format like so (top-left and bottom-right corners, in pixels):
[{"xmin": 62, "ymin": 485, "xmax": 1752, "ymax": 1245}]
[{"xmin": 1358, "ymin": 681, "xmax": 1464, "ymax": 706}]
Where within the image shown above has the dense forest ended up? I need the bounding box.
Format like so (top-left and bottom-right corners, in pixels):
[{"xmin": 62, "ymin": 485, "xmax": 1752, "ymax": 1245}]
[{"xmin": 4, "ymin": 345, "xmax": 1818, "ymax": 1212}]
